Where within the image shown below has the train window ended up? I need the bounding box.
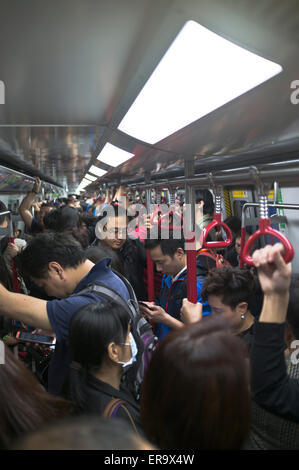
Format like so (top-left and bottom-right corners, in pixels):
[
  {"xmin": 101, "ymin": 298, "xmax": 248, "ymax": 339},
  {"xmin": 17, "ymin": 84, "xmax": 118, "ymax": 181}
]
[{"xmin": 117, "ymin": 20, "xmax": 282, "ymax": 145}]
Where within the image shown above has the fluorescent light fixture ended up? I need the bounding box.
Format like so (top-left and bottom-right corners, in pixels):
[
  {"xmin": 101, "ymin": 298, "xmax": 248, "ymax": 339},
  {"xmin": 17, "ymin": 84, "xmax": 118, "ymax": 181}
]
[
  {"xmin": 78, "ymin": 178, "xmax": 91, "ymax": 189},
  {"xmin": 97, "ymin": 143, "xmax": 134, "ymax": 167},
  {"xmin": 84, "ymin": 173, "xmax": 97, "ymax": 182},
  {"xmin": 118, "ymin": 20, "xmax": 282, "ymax": 144},
  {"xmin": 89, "ymin": 165, "xmax": 107, "ymax": 177}
]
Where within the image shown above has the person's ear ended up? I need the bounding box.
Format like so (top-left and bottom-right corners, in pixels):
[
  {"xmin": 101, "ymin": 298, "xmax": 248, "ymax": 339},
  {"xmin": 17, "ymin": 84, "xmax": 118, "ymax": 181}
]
[
  {"xmin": 176, "ymin": 247, "xmax": 185, "ymax": 259},
  {"xmin": 48, "ymin": 262, "xmax": 64, "ymax": 280},
  {"xmin": 107, "ymin": 342, "xmax": 121, "ymax": 364},
  {"xmin": 236, "ymin": 302, "xmax": 248, "ymax": 318}
]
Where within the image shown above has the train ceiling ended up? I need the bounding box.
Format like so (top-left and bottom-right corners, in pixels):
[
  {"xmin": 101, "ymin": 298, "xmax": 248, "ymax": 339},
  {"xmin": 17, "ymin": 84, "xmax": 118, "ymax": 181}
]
[{"xmin": 1, "ymin": 0, "xmax": 299, "ymax": 193}]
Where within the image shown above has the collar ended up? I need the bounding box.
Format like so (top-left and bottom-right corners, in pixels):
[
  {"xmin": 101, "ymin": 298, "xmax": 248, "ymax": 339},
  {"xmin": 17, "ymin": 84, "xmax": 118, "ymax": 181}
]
[{"xmin": 171, "ymin": 265, "xmax": 187, "ymax": 283}]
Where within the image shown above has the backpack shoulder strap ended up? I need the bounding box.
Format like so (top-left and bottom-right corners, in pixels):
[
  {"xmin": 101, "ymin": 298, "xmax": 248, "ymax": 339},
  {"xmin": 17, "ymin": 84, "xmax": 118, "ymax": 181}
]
[
  {"xmin": 111, "ymin": 269, "xmax": 138, "ymax": 305},
  {"xmin": 73, "ymin": 282, "xmax": 133, "ymax": 318},
  {"xmin": 102, "ymin": 398, "xmax": 139, "ymax": 435},
  {"xmin": 102, "ymin": 398, "xmax": 129, "ymax": 418}
]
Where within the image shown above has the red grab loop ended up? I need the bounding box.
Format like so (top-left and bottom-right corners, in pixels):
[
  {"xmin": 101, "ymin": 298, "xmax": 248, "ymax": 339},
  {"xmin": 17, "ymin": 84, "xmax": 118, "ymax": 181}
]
[
  {"xmin": 241, "ymin": 218, "xmax": 295, "ymax": 267},
  {"xmin": 200, "ymin": 213, "xmax": 233, "ymax": 249},
  {"xmin": 9, "ymin": 237, "xmax": 20, "ymax": 293},
  {"xmin": 158, "ymin": 209, "xmax": 185, "ymax": 231}
]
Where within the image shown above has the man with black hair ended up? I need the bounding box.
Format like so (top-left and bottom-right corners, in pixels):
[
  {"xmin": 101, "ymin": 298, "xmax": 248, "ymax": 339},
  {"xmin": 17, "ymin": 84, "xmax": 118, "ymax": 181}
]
[
  {"xmin": 142, "ymin": 231, "xmax": 211, "ymax": 340},
  {"xmin": 95, "ymin": 202, "xmax": 147, "ymax": 300},
  {"xmin": 0, "ymin": 232, "xmax": 130, "ymax": 396}
]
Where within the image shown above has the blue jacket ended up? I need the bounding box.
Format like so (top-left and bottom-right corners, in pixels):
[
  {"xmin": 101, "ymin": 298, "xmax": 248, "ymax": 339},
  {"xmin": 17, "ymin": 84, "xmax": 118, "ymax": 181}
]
[{"xmin": 156, "ymin": 262, "xmax": 211, "ymax": 340}]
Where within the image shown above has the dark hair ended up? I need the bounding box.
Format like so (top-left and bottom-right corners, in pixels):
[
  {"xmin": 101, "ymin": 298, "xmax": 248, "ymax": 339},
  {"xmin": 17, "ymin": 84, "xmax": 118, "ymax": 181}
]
[
  {"xmin": 287, "ymin": 274, "xmax": 299, "ymax": 340},
  {"xmin": 0, "ymin": 343, "xmax": 68, "ymax": 449},
  {"xmin": 195, "ymin": 189, "xmax": 214, "ymax": 215},
  {"xmin": 0, "ymin": 201, "xmax": 7, "ymax": 225},
  {"xmin": 144, "ymin": 229, "xmax": 185, "ymax": 257},
  {"xmin": 12, "ymin": 415, "xmax": 153, "ymax": 450},
  {"xmin": 68, "ymin": 301, "xmax": 131, "ymax": 411},
  {"xmin": 223, "ymin": 216, "xmax": 241, "ymax": 237},
  {"xmin": 141, "ymin": 316, "xmax": 250, "ymax": 449},
  {"xmin": 18, "ymin": 232, "xmax": 86, "ymax": 279},
  {"xmin": 200, "ymin": 266, "xmax": 256, "ymax": 310},
  {"xmin": 85, "ymin": 245, "xmax": 124, "ymax": 274}
]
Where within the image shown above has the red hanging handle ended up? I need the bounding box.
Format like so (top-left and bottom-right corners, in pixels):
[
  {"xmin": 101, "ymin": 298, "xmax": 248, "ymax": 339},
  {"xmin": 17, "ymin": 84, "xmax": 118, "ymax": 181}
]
[
  {"xmin": 185, "ymin": 232, "xmax": 197, "ymax": 303},
  {"xmin": 241, "ymin": 218, "xmax": 294, "ymax": 266},
  {"xmin": 9, "ymin": 237, "xmax": 20, "ymax": 293},
  {"xmin": 200, "ymin": 213, "xmax": 233, "ymax": 249}
]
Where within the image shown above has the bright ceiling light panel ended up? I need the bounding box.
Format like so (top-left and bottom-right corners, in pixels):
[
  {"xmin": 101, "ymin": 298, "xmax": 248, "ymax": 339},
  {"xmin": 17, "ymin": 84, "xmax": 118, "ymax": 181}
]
[
  {"xmin": 97, "ymin": 143, "xmax": 134, "ymax": 167},
  {"xmin": 118, "ymin": 20, "xmax": 282, "ymax": 144},
  {"xmin": 89, "ymin": 165, "xmax": 108, "ymax": 177},
  {"xmin": 84, "ymin": 173, "xmax": 97, "ymax": 182}
]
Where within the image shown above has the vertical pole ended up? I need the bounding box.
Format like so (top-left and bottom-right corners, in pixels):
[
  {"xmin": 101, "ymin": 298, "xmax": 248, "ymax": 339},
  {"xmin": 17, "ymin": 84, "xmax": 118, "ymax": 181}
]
[
  {"xmin": 145, "ymin": 173, "xmax": 155, "ymax": 302},
  {"xmin": 184, "ymin": 159, "xmax": 197, "ymax": 303}
]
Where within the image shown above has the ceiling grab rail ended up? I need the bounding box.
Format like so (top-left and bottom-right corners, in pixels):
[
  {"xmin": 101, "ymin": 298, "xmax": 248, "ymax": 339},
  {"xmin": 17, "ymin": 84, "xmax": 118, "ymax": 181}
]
[
  {"xmin": 200, "ymin": 176, "xmax": 233, "ymax": 249},
  {"xmin": 241, "ymin": 168, "xmax": 294, "ymax": 267},
  {"xmin": 0, "ymin": 210, "xmax": 20, "ymax": 293}
]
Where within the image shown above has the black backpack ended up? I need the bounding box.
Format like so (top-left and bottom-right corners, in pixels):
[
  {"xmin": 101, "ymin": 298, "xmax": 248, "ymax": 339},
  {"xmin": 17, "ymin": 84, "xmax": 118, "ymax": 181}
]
[{"xmin": 74, "ymin": 270, "xmax": 158, "ymax": 400}]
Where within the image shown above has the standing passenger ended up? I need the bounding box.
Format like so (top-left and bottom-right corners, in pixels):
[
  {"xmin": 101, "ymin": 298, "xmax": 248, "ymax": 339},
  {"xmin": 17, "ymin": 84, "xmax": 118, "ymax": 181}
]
[{"xmin": 0, "ymin": 232, "xmax": 130, "ymax": 396}]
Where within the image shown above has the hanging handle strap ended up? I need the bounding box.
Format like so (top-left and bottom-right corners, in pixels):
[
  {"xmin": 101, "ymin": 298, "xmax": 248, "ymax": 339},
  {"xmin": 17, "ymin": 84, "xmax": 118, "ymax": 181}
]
[
  {"xmin": 241, "ymin": 218, "xmax": 294, "ymax": 266},
  {"xmin": 200, "ymin": 213, "xmax": 233, "ymax": 248}
]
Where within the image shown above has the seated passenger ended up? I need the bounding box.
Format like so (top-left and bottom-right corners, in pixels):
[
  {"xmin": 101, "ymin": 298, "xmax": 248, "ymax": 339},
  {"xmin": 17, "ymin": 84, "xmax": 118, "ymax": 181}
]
[
  {"xmin": 0, "ymin": 232, "xmax": 130, "ymax": 396},
  {"xmin": 95, "ymin": 202, "xmax": 147, "ymax": 300},
  {"xmin": 140, "ymin": 316, "xmax": 250, "ymax": 449},
  {"xmin": 142, "ymin": 230, "xmax": 211, "ymax": 340},
  {"xmin": 67, "ymin": 301, "xmax": 141, "ymax": 434},
  {"xmin": 0, "ymin": 342, "xmax": 68, "ymax": 449}
]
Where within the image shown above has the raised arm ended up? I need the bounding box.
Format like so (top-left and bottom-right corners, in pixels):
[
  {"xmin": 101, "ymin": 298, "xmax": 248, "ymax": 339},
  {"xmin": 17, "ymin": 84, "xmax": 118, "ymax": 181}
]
[
  {"xmin": 250, "ymin": 243, "xmax": 299, "ymax": 421},
  {"xmin": 19, "ymin": 177, "xmax": 41, "ymax": 229},
  {"xmin": 0, "ymin": 282, "xmax": 52, "ymax": 331}
]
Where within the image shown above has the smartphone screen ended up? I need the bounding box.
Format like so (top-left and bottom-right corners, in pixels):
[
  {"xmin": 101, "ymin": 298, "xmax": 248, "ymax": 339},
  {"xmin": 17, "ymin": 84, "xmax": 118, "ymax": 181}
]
[{"xmin": 16, "ymin": 331, "xmax": 56, "ymax": 345}]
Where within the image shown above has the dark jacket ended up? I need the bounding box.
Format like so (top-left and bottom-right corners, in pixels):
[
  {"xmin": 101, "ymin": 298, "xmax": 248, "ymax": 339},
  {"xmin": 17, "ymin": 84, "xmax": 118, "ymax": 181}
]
[
  {"xmin": 70, "ymin": 372, "xmax": 142, "ymax": 434},
  {"xmin": 250, "ymin": 321, "xmax": 299, "ymax": 422},
  {"xmin": 117, "ymin": 238, "xmax": 148, "ymax": 301}
]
